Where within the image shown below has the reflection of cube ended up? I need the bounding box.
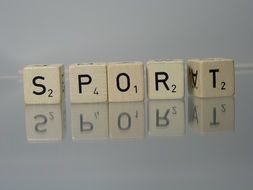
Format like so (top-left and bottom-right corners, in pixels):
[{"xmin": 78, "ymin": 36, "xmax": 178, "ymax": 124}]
[
  {"xmin": 188, "ymin": 97, "xmax": 235, "ymax": 134},
  {"xmin": 147, "ymin": 60, "xmax": 184, "ymax": 99},
  {"xmin": 188, "ymin": 58, "xmax": 235, "ymax": 97},
  {"xmin": 25, "ymin": 104, "xmax": 64, "ymax": 142},
  {"xmin": 69, "ymin": 63, "xmax": 108, "ymax": 103},
  {"xmin": 107, "ymin": 62, "xmax": 144, "ymax": 102},
  {"xmin": 109, "ymin": 102, "xmax": 144, "ymax": 139},
  {"xmin": 148, "ymin": 100, "xmax": 185, "ymax": 136},
  {"xmin": 71, "ymin": 103, "xmax": 108, "ymax": 140},
  {"xmin": 23, "ymin": 64, "xmax": 65, "ymax": 104}
]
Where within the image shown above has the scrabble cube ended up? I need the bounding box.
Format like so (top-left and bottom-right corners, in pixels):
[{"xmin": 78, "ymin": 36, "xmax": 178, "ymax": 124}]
[
  {"xmin": 188, "ymin": 97, "xmax": 235, "ymax": 134},
  {"xmin": 188, "ymin": 58, "xmax": 235, "ymax": 97},
  {"xmin": 25, "ymin": 104, "xmax": 64, "ymax": 142},
  {"xmin": 69, "ymin": 63, "xmax": 108, "ymax": 103},
  {"xmin": 148, "ymin": 100, "xmax": 185, "ymax": 136},
  {"xmin": 109, "ymin": 102, "xmax": 144, "ymax": 139},
  {"xmin": 147, "ymin": 60, "xmax": 184, "ymax": 99},
  {"xmin": 23, "ymin": 64, "xmax": 65, "ymax": 104},
  {"xmin": 107, "ymin": 62, "xmax": 144, "ymax": 102},
  {"xmin": 71, "ymin": 103, "xmax": 109, "ymax": 141}
]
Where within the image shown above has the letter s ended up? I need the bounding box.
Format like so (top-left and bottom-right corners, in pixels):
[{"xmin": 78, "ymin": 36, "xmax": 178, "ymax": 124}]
[{"xmin": 32, "ymin": 76, "xmax": 46, "ymax": 95}]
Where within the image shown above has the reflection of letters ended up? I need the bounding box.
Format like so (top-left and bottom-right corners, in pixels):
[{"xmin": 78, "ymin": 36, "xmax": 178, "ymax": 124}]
[
  {"xmin": 192, "ymin": 106, "xmax": 199, "ymax": 124},
  {"xmin": 109, "ymin": 102, "xmax": 144, "ymax": 139},
  {"xmin": 188, "ymin": 97, "xmax": 234, "ymax": 134},
  {"xmin": 25, "ymin": 104, "xmax": 64, "ymax": 142},
  {"xmin": 80, "ymin": 114, "xmax": 94, "ymax": 131},
  {"xmin": 49, "ymin": 112, "xmax": 54, "ymax": 120},
  {"xmin": 155, "ymin": 107, "xmax": 177, "ymax": 127},
  {"xmin": 71, "ymin": 103, "xmax": 108, "ymax": 140},
  {"xmin": 221, "ymin": 104, "xmax": 226, "ymax": 112},
  {"xmin": 210, "ymin": 108, "xmax": 220, "ymax": 127},
  {"xmin": 118, "ymin": 112, "xmax": 131, "ymax": 130},
  {"xmin": 149, "ymin": 100, "xmax": 185, "ymax": 136},
  {"xmin": 34, "ymin": 114, "xmax": 47, "ymax": 133},
  {"xmin": 156, "ymin": 109, "xmax": 169, "ymax": 127}
]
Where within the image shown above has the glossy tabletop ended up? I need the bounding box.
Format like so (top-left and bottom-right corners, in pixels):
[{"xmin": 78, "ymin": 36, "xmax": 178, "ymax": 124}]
[{"xmin": 0, "ymin": 65, "xmax": 252, "ymax": 189}]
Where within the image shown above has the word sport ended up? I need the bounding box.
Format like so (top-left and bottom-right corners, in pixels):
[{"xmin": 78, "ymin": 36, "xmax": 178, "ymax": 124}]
[{"xmin": 23, "ymin": 58, "xmax": 235, "ymax": 104}]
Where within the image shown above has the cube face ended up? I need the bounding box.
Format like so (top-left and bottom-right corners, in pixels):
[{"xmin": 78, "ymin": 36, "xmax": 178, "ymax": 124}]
[
  {"xmin": 23, "ymin": 64, "xmax": 65, "ymax": 104},
  {"xmin": 71, "ymin": 103, "xmax": 108, "ymax": 140},
  {"xmin": 188, "ymin": 58, "xmax": 235, "ymax": 97},
  {"xmin": 188, "ymin": 97, "xmax": 235, "ymax": 134},
  {"xmin": 148, "ymin": 100, "xmax": 185, "ymax": 136},
  {"xmin": 109, "ymin": 102, "xmax": 144, "ymax": 139},
  {"xmin": 147, "ymin": 60, "xmax": 184, "ymax": 99},
  {"xmin": 69, "ymin": 63, "xmax": 108, "ymax": 103},
  {"xmin": 25, "ymin": 104, "xmax": 64, "ymax": 142},
  {"xmin": 107, "ymin": 62, "xmax": 144, "ymax": 102}
]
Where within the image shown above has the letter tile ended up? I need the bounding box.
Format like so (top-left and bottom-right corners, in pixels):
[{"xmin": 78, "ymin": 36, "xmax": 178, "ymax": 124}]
[
  {"xmin": 147, "ymin": 59, "xmax": 184, "ymax": 99},
  {"xmin": 23, "ymin": 64, "xmax": 65, "ymax": 104},
  {"xmin": 107, "ymin": 62, "xmax": 144, "ymax": 102},
  {"xmin": 188, "ymin": 58, "xmax": 235, "ymax": 97},
  {"xmin": 69, "ymin": 63, "xmax": 107, "ymax": 103}
]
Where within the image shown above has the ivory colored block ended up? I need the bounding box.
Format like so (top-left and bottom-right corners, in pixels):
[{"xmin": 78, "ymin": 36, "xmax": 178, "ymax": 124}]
[
  {"xmin": 147, "ymin": 60, "xmax": 184, "ymax": 99},
  {"xmin": 109, "ymin": 102, "xmax": 144, "ymax": 139},
  {"xmin": 188, "ymin": 97, "xmax": 235, "ymax": 134},
  {"xmin": 25, "ymin": 104, "xmax": 64, "ymax": 142},
  {"xmin": 148, "ymin": 100, "xmax": 185, "ymax": 136},
  {"xmin": 71, "ymin": 103, "xmax": 108, "ymax": 140},
  {"xmin": 188, "ymin": 58, "xmax": 235, "ymax": 97},
  {"xmin": 69, "ymin": 63, "xmax": 108, "ymax": 103},
  {"xmin": 107, "ymin": 62, "xmax": 144, "ymax": 102},
  {"xmin": 23, "ymin": 64, "xmax": 65, "ymax": 104}
]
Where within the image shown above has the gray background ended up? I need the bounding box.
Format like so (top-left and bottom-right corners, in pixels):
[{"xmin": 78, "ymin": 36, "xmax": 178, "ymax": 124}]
[
  {"xmin": 1, "ymin": 0, "xmax": 253, "ymax": 76},
  {"xmin": 0, "ymin": 1, "xmax": 253, "ymax": 189}
]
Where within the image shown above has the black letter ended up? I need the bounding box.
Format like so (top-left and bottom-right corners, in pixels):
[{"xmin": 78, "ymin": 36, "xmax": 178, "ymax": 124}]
[
  {"xmin": 33, "ymin": 76, "xmax": 46, "ymax": 95},
  {"xmin": 191, "ymin": 70, "xmax": 198, "ymax": 88},
  {"xmin": 209, "ymin": 69, "xmax": 219, "ymax": 88},
  {"xmin": 80, "ymin": 114, "xmax": 94, "ymax": 131},
  {"xmin": 78, "ymin": 74, "xmax": 92, "ymax": 93},
  {"xmin": 156, "ymin": 109, "xmax": 170, "ymax": 127},
  {"xmin": 116, "ymin": 73, "xmax": 130, "ymax": 92},
  {"xmin": 155, "ymin": 72, "xmax": 169, "ymax": 91}
]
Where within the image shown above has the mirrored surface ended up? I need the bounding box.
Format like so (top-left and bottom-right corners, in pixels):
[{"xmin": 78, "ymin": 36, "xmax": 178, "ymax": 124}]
[
  {"xmin": 148, "ymin": 100, "xmax": 185, "ymax": 137},
  {"xmin": 71, "ymin": 103, "xmax": 108, "ymax": 141},
  {"xmin": 109, "ymin": 102, "xmax": 144, "ymax": 140},
  {"xmin": 0, "ymin": 69, "xmax": 253, "ymax": 189},
  {"xmin": 188, "ymin": 97, "xmax": 235, "ymax": 134},
  {"xmin": 25, "ymin": 104, "xmax": 65, "ymax": 142}
]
